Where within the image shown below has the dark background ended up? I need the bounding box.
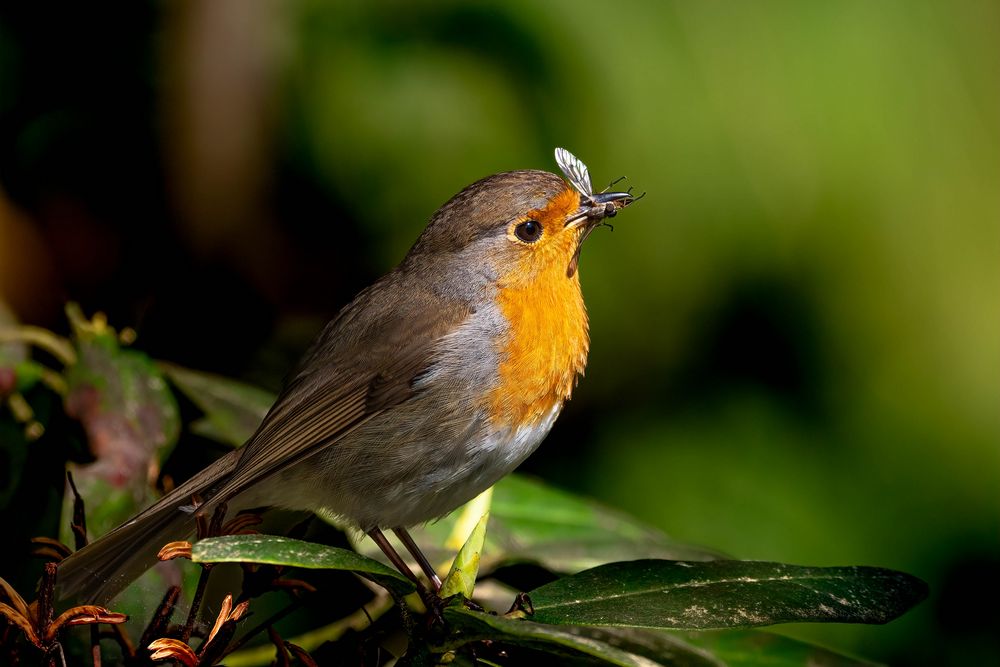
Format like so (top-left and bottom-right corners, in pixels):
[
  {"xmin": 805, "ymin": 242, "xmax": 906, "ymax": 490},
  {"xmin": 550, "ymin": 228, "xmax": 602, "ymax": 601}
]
[{"xmin": 1, "ymin": 2, "xmax": 997, "ymax": 664}]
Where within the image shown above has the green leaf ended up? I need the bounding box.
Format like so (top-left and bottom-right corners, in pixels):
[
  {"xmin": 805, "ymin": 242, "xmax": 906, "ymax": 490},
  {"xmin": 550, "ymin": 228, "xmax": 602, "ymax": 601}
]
[
  {"xmin": 354, "ymin": 475, "xmax": 721, "ymax": 575},
  {"xmin": 487, "ymin": 475, "xmax": 708, "ymax": 567},
  {"xmin": 65, "ymin": 339, "xmax": 180, "ymax": 465},
  {"xmin": 159, "ymin": 362, "xmax": 274, "ymax": 447},
  {"xmin": 12, "ymin": 360, "xmax": 44, "ymax": 392},
  {"xmin": 192, "ymin": 534, "xmax": 415, "ymax": 597},
  {"xmin": 525, "ymin": 559, "xmax": 927, "ymax": 630},
  {"xmin": 664, "ymin": 628, "xmax": 881, "ymax": 666},
  {"xmin": 62, "ymin": 315, "xmax": 180, "ymax": 535},
  {"xmin": 442, "ymin": 607, "xmax": 882, "ymax": 665},
  {"xmin": 566, "ymin": 626, "xmax": 880, "ymax": 666},
  {"xmin": 440, "ymin": 511, "xmax": 489, "ymax": 598},
  {"xmin": 441, "ymin": 605, "xmax": 659, "ymax": 667}
]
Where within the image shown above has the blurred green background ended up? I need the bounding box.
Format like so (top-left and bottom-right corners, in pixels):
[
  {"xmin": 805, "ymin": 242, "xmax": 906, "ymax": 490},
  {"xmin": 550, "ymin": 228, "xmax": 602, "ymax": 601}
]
[{"xmin": 1, "ymin": 1, "xmax": 997, "ymax": 664}]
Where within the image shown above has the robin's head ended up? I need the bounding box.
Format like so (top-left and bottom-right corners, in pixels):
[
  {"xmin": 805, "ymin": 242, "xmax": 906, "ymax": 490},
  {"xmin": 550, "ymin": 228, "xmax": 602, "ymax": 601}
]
[
  {"xmin": 401, "ymin": 149, "xmax": 637, "ymax": 428},
  {"xmin": 406, "ymin": 149, "xmax": 635, "ymax": 285}
]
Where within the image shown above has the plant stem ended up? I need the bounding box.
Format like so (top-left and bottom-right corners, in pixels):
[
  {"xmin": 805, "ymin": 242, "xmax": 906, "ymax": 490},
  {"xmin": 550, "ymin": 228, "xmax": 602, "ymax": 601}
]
[{"xmin": 181, "ymin": 566, "xmax": 213, "ymax": 644}]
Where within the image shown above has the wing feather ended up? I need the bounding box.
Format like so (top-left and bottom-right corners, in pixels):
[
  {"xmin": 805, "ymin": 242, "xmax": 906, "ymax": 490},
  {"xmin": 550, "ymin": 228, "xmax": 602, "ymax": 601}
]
[{"xmin": 212, "ymin": 276, "xmax": 473, "ymax": 504}]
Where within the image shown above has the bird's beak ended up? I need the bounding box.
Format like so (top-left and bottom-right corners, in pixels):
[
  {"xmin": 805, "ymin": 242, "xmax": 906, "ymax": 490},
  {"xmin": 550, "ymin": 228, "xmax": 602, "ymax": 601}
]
[
  {"xmin": 565, "ymin": 190, "xmax": 635, "ymax": 229},
  {"xmin": 564, "ymin": 190, "xmax": 635, "ymax": 278}
]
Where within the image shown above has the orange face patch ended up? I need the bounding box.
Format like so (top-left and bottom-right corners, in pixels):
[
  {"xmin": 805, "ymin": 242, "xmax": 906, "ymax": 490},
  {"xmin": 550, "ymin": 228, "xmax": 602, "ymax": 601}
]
[
  {"xmin": 488, "ymin": 186, "xmax": 590, "ymax": 428},
  {"xmin": 538, "ymin": 187, "xmax": 582, "ymax": 228}
]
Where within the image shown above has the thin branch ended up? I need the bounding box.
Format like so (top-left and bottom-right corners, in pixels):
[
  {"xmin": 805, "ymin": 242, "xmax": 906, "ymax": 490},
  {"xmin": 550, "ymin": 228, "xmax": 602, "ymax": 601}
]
[{"xmin": 180, "ymin": 567, "xmax": 212, "ymax": 644}]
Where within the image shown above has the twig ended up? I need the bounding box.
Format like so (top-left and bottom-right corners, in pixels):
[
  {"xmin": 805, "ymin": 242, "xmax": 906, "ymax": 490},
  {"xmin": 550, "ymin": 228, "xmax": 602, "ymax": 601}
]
[
  {"xmin": 286, "ymin": 642, "xmax": 319, "ymax": 667},
  {"xmin": 180, "ymin": 567, "xmax": 212, "ymax": 644},
  {"xmin": 268, "ymin": 626, "xmax": 290, "ymax": 667},
  {"xmin": 66, "ymin": 471, "xmax": 88, "ymax": 550},
  {"xmin": 221, "ymin": 592, "xmax": 394, "ymax": 665},
  {"xmin": 138, "ymin": 586, "xmax": 181, "ymax": 652},
  {"xmin": 90, "ymin": 628, "xmax": 100, "ymax": 667}
]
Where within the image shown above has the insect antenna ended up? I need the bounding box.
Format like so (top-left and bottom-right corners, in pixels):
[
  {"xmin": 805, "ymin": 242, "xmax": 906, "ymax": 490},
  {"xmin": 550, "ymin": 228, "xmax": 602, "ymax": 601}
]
[{"xmin": 601, "ymin": 175, "xmax": 627, "ymax": 192}]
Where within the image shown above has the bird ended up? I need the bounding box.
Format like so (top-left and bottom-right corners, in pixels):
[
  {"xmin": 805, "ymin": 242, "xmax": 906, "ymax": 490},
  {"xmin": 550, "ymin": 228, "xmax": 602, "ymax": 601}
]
[{"xmin": 57, "ymin": 147, "xmax": 637, "ymax": 604}]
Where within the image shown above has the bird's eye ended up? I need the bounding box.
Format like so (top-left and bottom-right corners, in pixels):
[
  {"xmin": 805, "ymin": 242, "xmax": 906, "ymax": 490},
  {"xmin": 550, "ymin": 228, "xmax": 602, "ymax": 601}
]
[{"xmin": 514, "ymin": 219, "xmax": 543, "ymax": 243}]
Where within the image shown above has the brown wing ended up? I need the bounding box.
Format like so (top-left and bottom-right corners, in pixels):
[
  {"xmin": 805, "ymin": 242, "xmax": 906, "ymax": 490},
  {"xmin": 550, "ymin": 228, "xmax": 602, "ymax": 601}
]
[{"xmin": 213, "ymin": 271, "xmax": 473, "ymax": 503}]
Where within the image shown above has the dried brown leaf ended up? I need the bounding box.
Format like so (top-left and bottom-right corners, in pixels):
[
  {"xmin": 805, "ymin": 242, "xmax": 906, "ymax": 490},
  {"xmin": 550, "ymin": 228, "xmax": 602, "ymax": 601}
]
[
  {"xmin": 222, "ymin": 513, "xmax": 263, "ymax": 535},
  {"xmin": 29, "ymin": 537, "xmax": 74, "ymax": 561},
  {"xmin": 0, "ymin": 601, "xmax": 41, "ymax": 647},
  {"xmin": 204, "ymin": 594, "xmax": 234, "ymax": 647},
  {"xmin": 47, "ymin": 605, "xmax": 128, "ymax": 641},
  {"xmin": 0, "ymin": 577, "xmax": 29, "ymax": 617},
  {"xmin": 148, "ymin": 638, "xmax": 199, "ymax": 667},
  {"xmin": 158, "ymin": 541, "xmax": 193, "ymax": 561}
]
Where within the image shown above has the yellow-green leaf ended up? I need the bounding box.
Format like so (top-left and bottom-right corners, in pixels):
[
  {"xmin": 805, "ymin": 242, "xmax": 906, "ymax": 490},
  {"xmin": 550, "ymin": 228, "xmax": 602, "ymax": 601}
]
[{"xmin": 440, "ymin": 511, "xmax": 489, "ymax": 598}]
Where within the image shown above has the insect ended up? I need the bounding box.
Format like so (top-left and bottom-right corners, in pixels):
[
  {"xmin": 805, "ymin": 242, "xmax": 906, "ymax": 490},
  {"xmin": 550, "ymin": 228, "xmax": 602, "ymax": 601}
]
[
  {"xmin": 554, "ymin": 148, "xmax": 641, "ymax": 278},
  {"xmin": 555, "ymin": 147, "xmax": 642, "ymax": 221}
]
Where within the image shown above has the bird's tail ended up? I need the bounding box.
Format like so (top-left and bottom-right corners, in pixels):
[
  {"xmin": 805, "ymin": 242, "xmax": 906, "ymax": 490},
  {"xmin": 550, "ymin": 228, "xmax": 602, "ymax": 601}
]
[{"xmin": 57, "ymin": 449, "xmax": 241, "ymax": 605}]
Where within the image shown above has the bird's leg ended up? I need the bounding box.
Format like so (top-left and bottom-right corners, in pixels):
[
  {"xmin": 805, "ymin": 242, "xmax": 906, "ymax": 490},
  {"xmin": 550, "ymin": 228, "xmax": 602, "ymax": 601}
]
[
  {"xmin": 393, "ymin": 527, "xmax": 442, "ymax": 592},
  {"xmin": 368, "ymin": 528, "xmax": 443, "ymax": 625},
  {"xmin": 367, "ymin": 528, "xmax": 422, "ymax": 586}
]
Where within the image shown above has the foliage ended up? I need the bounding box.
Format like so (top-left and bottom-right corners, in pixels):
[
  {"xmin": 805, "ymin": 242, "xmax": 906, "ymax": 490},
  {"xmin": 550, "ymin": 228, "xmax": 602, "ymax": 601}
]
[{"xmin": 0, "ymin": 309, "xmax": 926, "ymax": 665}]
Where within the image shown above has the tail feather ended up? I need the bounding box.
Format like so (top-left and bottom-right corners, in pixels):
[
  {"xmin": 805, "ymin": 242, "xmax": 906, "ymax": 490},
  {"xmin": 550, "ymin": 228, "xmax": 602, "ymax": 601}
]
[{"xmin": 57, "ymin": 449, "xmax": 241, "ymax": 605}]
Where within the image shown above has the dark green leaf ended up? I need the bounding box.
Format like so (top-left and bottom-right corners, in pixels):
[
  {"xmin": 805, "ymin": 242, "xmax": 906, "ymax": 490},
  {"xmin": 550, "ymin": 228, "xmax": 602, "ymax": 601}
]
[
  {"xmin": 63, "ymin": 317, "xmax": 180, "ymax": 535},
  {"xmin": 568, "ymin": 626, "xmax": 880, "ymax": 666},
  {"xmin": 192, "ymin": 534, "xmax": 415, "ymax": 597},
  {"xmin": 442, "ymin": 607, "xmax": 881, "ymax": 665},
  {"xmin": 665, "ymin": 628, "xmax": 881, "ymax": 666},
  {"xmin": 526, "ymin": 559, "xmax": 927, "ymax": 629},
  {"xmin": 441, "ymin": 605, "xmax": 659, "ymax": 667},
  {"xmin": 159, "ymin": 362, "xmax": 274, "ymax": 447},
  {"xmin": 66, "ymin": 340, "xmax": 180, "ymax": 461}
]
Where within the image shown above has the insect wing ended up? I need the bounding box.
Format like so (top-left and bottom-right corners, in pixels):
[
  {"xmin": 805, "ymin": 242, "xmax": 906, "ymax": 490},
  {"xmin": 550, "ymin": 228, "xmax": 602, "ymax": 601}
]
[{"xmin": 554, "ymin": 147, "xmax": 593, "ymax": 198}]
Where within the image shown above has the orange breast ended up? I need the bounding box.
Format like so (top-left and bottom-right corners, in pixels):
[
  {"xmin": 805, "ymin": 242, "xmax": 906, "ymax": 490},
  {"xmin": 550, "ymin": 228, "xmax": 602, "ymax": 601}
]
[{"xmin": 488, "ymin": 189, "xmax": 590, "ymax": 428}]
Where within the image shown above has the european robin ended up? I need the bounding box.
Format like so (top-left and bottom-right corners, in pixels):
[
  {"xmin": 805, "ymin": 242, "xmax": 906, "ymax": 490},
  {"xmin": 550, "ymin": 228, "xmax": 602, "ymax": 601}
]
[{"xmin": 58, "ymin": 148, "xmax": 637, "ymax": 603}]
